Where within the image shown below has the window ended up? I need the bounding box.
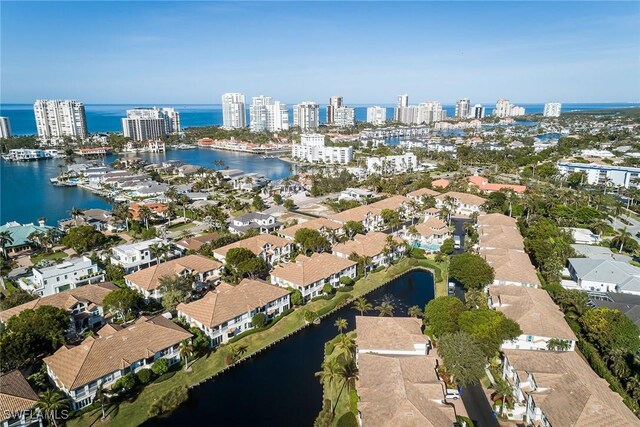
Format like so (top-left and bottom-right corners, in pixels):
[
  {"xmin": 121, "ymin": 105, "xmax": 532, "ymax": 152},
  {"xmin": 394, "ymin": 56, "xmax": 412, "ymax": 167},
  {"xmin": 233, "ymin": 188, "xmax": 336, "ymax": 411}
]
[{"xmin": 527, "ymin": 336, "xmax": 533, "ymax": 342}]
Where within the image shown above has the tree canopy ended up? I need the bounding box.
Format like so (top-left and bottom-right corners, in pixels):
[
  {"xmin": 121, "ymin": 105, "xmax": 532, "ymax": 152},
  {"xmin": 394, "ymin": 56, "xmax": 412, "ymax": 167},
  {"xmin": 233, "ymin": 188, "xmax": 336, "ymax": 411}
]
[
  {"xmin": 437, "ymin": 331, "xmax": 486, "ymax": 387},
  {"xmin": 581, "ymin": 307, "xmax": 640, "ymax": 355},
  {"xmin": 224, "ymin": 247, "xmax": 268, "ymax": 283},
  {"xmin": 458, "ymin": 309, "xmax": 522, "ymax": 358},
  {"xmin": 103, "ymin": 288, "xmax": 143, "ymax": 321},
  {"xmin": 61, "ymin": 225, "xmax": 108, "ymax": 252},
  {"xmin": 294, "ymin": 228, "xmax": 331, "ymax": 255},
  {"xmin": 424, "ymin": 296, "xmax": 466, "ymax": 337},
  {"xmin": 448, "ymin": 253, "xmax": 495, "ymax": 290},
  {"xmin": 158, "ymin": 275, "xmax": 193, "ymax": 311}
]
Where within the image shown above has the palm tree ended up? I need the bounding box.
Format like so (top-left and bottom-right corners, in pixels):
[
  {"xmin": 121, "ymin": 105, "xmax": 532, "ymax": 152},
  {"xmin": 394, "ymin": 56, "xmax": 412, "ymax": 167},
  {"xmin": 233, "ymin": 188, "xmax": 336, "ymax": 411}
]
[
  {"xmin": 179, "ymin": 340, "xmax": 194, "ymax": 371},
  {"xmin": 0, "ymin": 230, "xmax": 14, "ymax": 258},
  {"xmin": 334, "ymin": 358, "xmax": 359, "ymax": 409},
  {"xmin": 36, "ymin": 389, "xmax": 69, "ymax": 427},
  {"xmin": 28, "ymin": 231, "xmax": 45, "ymax": 250},
  {"xmin": 334, "ymin": 317, "xmax": 348, "ymax": 334},
  {"xmin": 138, "ymin": 205, "xmax": 152, "ymax": 229},
  {"xmin": 375, "ymin": 301, "xmax": 394, "ymax": 317},
  {"xmin": 334, "ymin": 333, "xmax": 356, "ymax": 360},
  {"xmin": 490, "ymin": 379, "xmax": 513, "ymax": 416},
  {"xmin": 70, "ymin": 207, "xmax": 84, "ymax": 225},
  {"xmin": 352, "ymin": 297, "xmax": 373, "ymax": 316},
  {"xmin": 94, "ymin": 386, "xmax": 108, "ymax": 420},
  {"xmin": 315, "ymin": 359, "xmax": 341, "ymax": 413},
  {"xmin": 407, "ymin": 305, "xmax": 423, "ymax": 318}
]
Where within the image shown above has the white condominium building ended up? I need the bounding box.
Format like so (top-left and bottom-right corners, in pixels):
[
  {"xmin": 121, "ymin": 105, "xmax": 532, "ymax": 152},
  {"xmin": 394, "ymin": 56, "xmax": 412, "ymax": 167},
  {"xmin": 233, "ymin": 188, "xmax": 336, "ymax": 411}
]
[
  {"xmin": 366, "ymin": 106, "xmax": 387, "ymax": 125},
  {"xmin": 327, "ymin": 96, "xmax": 343, "ymax": 124},
  {"xmin": 34, "ymin": 99, "xmax": 88, "ymax": 139},
  {"xmin": 366, "ymin": 152, "xmax": 418, "ymax": 174},
  {"xmin": 557, "ymin": 162, "xmax": 640, "ymax": 189},
  {"xmin": 473, "ymin": 104, "xmax": 486, "ymax": 119},
  {"xmin": 121, "ymin": 107, "xmax": 181, "ymax": 141},
  {"xmin": 455, "ymin": 98, "xmax": 471, "ymax": 118},
  {"xmin": 291, "ymin": 133, "xmax": 353, "ymax": 165},
  {"xmin": 293, "ymin": 102, "xmax": 319, "ymax": 130},
  {"xmin": 0, "ymin": 117, "xmax": 11, "ymax": 139},
  {"xmin": 494, "ymin": 99, "xmax": 526, "ymax": 117},
  {"xmin": 397, "ymin": 94, "xmax": 409, "ymax": 108},
  {"xmin": 334, "ymin": 107, "xmax": 355, "ymax": 127},
  {"xmin": 543, "ymin": 102, "xmax": 562, "ymax": 117},
  {"xmin": 395, "ymin": 101, "xmax": 445, "ymax": 125},
  {"xmin": 221, "ymin": 93, "xmax": 246, "ymax": 129},
  {"xmin": 249, "ymin": 96, "xmax": 289, "ymax": 132}
]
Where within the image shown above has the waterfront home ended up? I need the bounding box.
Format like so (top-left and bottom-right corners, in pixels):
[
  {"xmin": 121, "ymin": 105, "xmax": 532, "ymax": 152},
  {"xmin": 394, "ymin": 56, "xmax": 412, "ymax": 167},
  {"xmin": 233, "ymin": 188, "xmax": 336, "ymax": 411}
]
[
  {"xmin": 228, "ymin": 213, "xmax": 282, "ymax": 235},
  {"xmin": 3, "ymin": 148, "xmax": 46, "ymax": 161},
  {"xmin": 567, "ymin": 258, "xmax": 640, "ymax": 295},
  {"xmin": 401, "ymin": 217, "xmax": 450, "ymax": 250},
  {"xmin": 213, "ymin": 234, "xmax": 293, "ymax": 266},
  {"xmin": 488, "ymin": 285, "xmax": 576, "ymax": 351},
  {"xmin": 177, "ymin": 279, "xmax": 290, "ymax": 346},
  {"xmin": 20, "ymin": 256, "xmax": 105, "ymax": 297},
  {"xmin": 0, "ymin": 282, "xmax": 117, "ymax": 334},
  {"xmin": 124, "ymin": 254, "xmax": 222, "ymax": 300},
  {"xmin": 354, "ymin": 317, "xmax": 456, "ymax": 427},
  {"xmin": 332, "ymin": 232, "xmax": 405, "ymax": 269},
  {"xmin": 109, "ymin": 238, "xmax": 178, "ymax": 274},
  {"xmin": 501, "ymin": 349, "xmax": 638, "ymax": 425},
  {"xmin": 129, "ymin": 202, "xmax": 168, "ymax": 220},
  {"xmin": 177, "ymin": 164, "xmax": 201, "ymax": 177},
  {"xmin": 44, "ymin": 316, "xmax": 192, "ymax": 410},
  {"xmin": 0, "ymin": 220, "xmax": 59, "ymax": 257},
  {"xmin": 58, "ymin": 208, "xmax": 124, "ymax": 232},
  {"xmin": 467, "ymin": 175, "xmax": 526, "ymax": 194},
  {"xmin": 270, "ymin": 253, "xmax": 356, "ymax": 301},
  {"xmin": 230, "ymin": 172, "xmax": 270, "ymax": 192},
  {"xmin": 278, "ymin": 217, "xmax": 344, "ymax": 242},
  {"xmin": 338, "ymin": 187, "xmax": 376, "ymax": 202},
  {"xmin": 435, "ymin": 191, "xmax": 486, "ymax": 216},
  {"xmin": 175, "ymin": 233, "xmax": 220, "ymax": 252},
  {"xmin": 0, "ymin": 370, "xmax": 40, "ymax": 427}
]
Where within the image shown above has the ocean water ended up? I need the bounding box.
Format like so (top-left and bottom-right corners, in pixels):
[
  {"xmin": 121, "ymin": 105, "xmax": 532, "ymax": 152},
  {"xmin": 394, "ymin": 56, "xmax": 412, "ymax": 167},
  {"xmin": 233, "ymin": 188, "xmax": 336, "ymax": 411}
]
[{"xmin": 1, "ymin": 103, "xmax": 638, "ymax": 136}]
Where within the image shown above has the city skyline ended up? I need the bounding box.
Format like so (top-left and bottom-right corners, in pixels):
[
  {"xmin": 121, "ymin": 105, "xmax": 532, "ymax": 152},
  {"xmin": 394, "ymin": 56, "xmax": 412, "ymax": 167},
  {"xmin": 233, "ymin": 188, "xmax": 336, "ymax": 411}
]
[{"xmin": 2, "ymin": 2, "xmax": 639, "ymax": 104}]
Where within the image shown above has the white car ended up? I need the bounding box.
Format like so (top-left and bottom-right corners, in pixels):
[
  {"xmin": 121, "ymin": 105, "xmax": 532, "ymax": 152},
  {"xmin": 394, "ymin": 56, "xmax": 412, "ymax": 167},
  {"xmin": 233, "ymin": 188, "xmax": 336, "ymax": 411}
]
[{"xmin": 445, "ymin": 389, "xmax": 460, "ymax": 400}]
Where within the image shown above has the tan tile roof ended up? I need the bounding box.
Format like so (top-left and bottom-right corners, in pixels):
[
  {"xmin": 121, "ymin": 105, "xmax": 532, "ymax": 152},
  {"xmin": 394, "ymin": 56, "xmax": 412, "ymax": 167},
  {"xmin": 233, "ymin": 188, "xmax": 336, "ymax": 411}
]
[
  {"xmin": 278, "ymin": 218, "xmax": 343, "ymax": 239},
  {"xmin": 488, "ymin": 285, "xmax": 575, "ymax": 340},
  {"xmin": 414, "ymin": 217, "xmax": 449, "ymax": 237},
  {"xmin": 124, "ymin": 255, "xmax": 221, "ymax": 291},
  {"xmin": 44, "ymin": 316, "xmax": 191, "ymax": 391},
  {"xmin": 357, "ymin": 353, "xmax": 456, "ymax": 427},
  {"xmin": 468, "ymin": 175, "xmax": 527, "ymax": 194},
  {"xmin": 503, "ymin": 349, "xmax": 639, "ymax": 426},
  {"xmin": 407, "ymin": 188, "xmax": 441, "ymax": 198},
  {"xmin": 431, "ymin": 179, "xmax": 450, "ymax": 188},
  {"xmin": 477, "ymin": 213, "xmax": 518, "ymax": 227},
  {"xmin": 368, "ymin": 195, "xmax": 410, "ymax": 210},
  {"xmin": 0, "ymin": 370, "xmax": 38, "ymax": 418},
  {"xmin": 356, "ymin": 316, "xmax": 428, "ymax": 351},
  {"xmin": 332, "ymin": 232, "xmax": 403, "ymax": 258},
  {"xmin": 480, "ymin": 247, "xmax": 540, "ymax": 286},
  {"xmin": 213, "ymin": 234, "xmax": 290, "ymax": 258},
  {"xmin": 177, "ymin": 279, "xmax": 290, "ymax": 327},
  {"xmin": 436, "ymin": 191, "xmax": 487, "ymax": 207},
  {"xmin": 175, "ymin": 233, "xmax": 220, "ymax": 251},
  {"xmin": 0, "ymin": 282, "xmax": 117, "ymax": 323},
  {"xmin": 329, "ymin": 205, "xmax": 382, "ymax": 224},
  {"xmin": 270, "ymin": 253, "xmax": 356, "ymax": 286},
  {"xmin": 478, "ymin": 226, "xmax": 525, "ymax": 250}
]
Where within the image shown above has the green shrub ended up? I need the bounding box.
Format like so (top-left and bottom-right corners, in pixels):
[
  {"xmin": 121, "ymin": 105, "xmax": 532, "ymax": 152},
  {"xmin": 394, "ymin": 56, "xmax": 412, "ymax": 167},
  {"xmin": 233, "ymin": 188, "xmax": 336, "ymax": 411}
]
[
  {"xmin": 339, "ymin": 276, "xmax": 355, "ymax": 286},
  {"xmin": 322, "ymin": 283, "xmax": 335, "ymax": 295},
  {"xmin": 151, "ymin": 358, "xmax": 169, "ymax": 376},
  {"xmin": 336, "ymin": 412, "xmax": 358, "ymax": 427},
  {"xmin": 136, "ymin": 368, "xmax": 153, "ymax": 384},
  {"xmin": 337, "ymin": 285, "xmax": 353, "ymax": 293},
  {"xmin": 154, "ymin": 371, "xmax": 177, "ymax": 383},
  {"xmin": 252, "ymin": 312, "xmax": 267, "ymax": 328},
  {"xmin": 112, "ymin": 372, "xmax": 136, "ymax": 392}
]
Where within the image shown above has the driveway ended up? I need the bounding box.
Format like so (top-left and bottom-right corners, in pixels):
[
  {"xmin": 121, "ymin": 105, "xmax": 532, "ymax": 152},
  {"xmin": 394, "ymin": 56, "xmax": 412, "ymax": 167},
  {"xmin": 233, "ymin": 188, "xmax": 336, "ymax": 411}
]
[
  {"xmin": 461, "ymin": 384, "xmax": 499, "ymax": 427},
  {"xmin": 451, "ymin": 217, "xmax": 473, "ymax": 254}
]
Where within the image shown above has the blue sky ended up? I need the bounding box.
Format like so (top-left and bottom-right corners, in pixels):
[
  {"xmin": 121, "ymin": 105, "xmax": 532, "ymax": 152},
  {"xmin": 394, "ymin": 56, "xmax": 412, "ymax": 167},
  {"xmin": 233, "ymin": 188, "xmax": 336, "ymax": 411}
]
[{"xmin": 2, "ymin": 1, "xmax": 639, "ymax": 104}]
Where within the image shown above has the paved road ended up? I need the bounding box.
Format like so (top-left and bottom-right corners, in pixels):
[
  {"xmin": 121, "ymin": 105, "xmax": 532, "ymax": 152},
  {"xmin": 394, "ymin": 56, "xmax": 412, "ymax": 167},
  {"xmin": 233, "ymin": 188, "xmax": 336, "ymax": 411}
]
[
  {"xmin": 451, "ymin": 217, "xmax": 473, "ymax": 254},
  {"xmin": 461, "ymin": 384, "xmax": 499, "ymax": 427}
]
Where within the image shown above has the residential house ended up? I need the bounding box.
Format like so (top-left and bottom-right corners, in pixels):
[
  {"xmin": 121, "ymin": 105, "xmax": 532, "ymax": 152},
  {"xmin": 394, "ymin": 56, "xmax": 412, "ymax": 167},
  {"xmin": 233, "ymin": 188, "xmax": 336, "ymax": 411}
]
[
  {"xmin": 571, "ymin": 244, "xmax": 631, "ymax": 263},
  {"xmin": 175, "ymin": 233, "xmax": 220, "ymax": 252},
  {"xmin": 402, "ymin": 217, "xmax": 450, "ymax": 250},
  {"xmin": 565, "ymin": 227, "xmax": 601, "ymax": 245},
  {"xmin": 488, "ymin": 285, "xmax": 577, "ymax": 351},
  {"xmin": 109, "ymin": 238, "xmax": 178, "ymax": 273},
  {"xmin": 467, "ymin": 175, "xmax": 526, "ymax": 194},
  {"xmin": 0, "ymin": 370, "xmax": 40, "ymax": 427},
  {"xmin": 124, "ymin": 254, "xmax": 222, "ymax": 300},
  {"xmin": 278, "ymin": 218, "xmax": 344, "ymax": 242},
  {"xmin": 0, "ymin": 220, "xmax": 58, "ymax": 257},
  {"xmin": 20, "ymin": 256, "xmax": 105, "ymax": 297},
  {"xmin": 129, "ymin": 202, "xmax": 168, "ymax": 220},
  {"xmin": 431, "ymin": 179, "xmax": 450, "ymax": 189},
  {"xmin": 406, "ymin": 187, "xmax": 441, "ymax": 201},
  {"xmin": 502, "ymin": 349, "xmax": 639, "ymax": 425},
  {"xmin": 213, "ymin": 234, "xmax": 293, "ymax": 266},
  {"xmin": 177, "ymin": 279, "xmax": 290, "ymax": 346},
  {"xmin": 332, "ymin": 232, "xmax": 405, "ymax": 270},
  {"xmin": 270, "ymin": 253, "xmax": 356, "ymax": 301},
  {"xmin": 329, "ymin": 205, "xmax": 385, "ymax": 232},
  {"xmin": 355, "ymin": 317, "xmax": 457, "ymax": 427},
  {"xmin": 435, "ymin": 191, "xmax": 486, "ymax": 216},
  {"xmin": 338, "ymin": 188, "xmax": 376, "ymax": 202},
  {"xmin": 567, "ymin": 258, "xmax": 640, "ymax": 295},
  {"xmin": 58, "ymin": 209, "xmax": 124, "ymax": 232},
  {"xmin": 44, "ymin": 316, "xmax": 192, "ymax": 410},
  {"xmin": 0, "ymin": 282, "xmax": 117, "ymax": 335},
  {"xmin": 228, "ymin": 213, "xmax": 282, "ymax": 235}
]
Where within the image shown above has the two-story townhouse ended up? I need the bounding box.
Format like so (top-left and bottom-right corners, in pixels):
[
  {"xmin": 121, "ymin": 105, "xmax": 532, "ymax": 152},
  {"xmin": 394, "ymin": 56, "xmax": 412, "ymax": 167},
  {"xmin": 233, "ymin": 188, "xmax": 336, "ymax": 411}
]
[
  {"xmin": 20, "ymin": 256, "xmax": 105, "ymax": 297},
  {"xmin": 213, "ymin": 234, "xmax": 293, "ymax": 266},
  {"xmin": 124, "ymin": 255, "xmax": 222, "ymax": 300},
  {"xmin": 270, "ymin": 253, "xmax": 356, "ymax": 301},
  {"xmin": 109, "ymin": 238, "xmax": 178, "ymax": 273},
  {"xmin": 227, "ymin": 213, "xmax": 283, "ymax": 235},
  {"xmin": 278, "ymin": 218, "xmax": 344, "ymax": 242},
  {"xmin": 174, "ymin": 232, "xmax": 220, "ymax": 253},
  {"xmin": 488, "ymin": 285, "xmax": 576, "ymax": 351},
  {"xmin": 0, "ymin": 282, "xmax": 117, "ymax": 335},
  {"xmin": 44, "ymin": 316, "xmax": 191, "ymax": 410},
  {"xmin": 177, "ymin": 279, "xmax": 290, "ymax": 346},
  {"xmin": 406, "ymin": 187, "xmax": 441, "ymax": 202},
  {"xmin": 332, "ymin": 232, "xmax": 405, "ymax": 270},
  {"xmin": 401, "ymin": 217, "xmax": 450, "ymax": 251},
  {"xmin": 329, "ymin": 206, "xmax": 385, "ymax": 232},
  {"xmin": 0, "ymin": 371, "xmax": 40, "ymax": 427},
  {"xmin": 435, "ymin": 191, "xmax": 486, "ymax": 216}
]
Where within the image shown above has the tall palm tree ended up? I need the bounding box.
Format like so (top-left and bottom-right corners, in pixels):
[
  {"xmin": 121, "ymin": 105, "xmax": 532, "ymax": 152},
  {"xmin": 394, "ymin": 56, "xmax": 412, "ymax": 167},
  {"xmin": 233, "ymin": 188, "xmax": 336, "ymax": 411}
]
[
  {"xmin": 352, "ymin": 297, "xmax": 373, "ymax": 316},
  {"xmin": 375, "ymin": 301, "xmax": 394, "ymax": 317},
  {"xmin": 0, "ymin": 231, "xmax": 14, "ymax": 258},
  {"xmin": 334, "ymin": 333, "xmax": 356, "ymax": 360},
  {"xmin": 179, "ymin": 340, "xmax": 194, "ymax": 371},
  {"xmin": 36, "ymin": 389, "xmax": 69, "ymax": 427},
  {"xmin": 94, "ymin": 386, "xmax": 108, "ymax": 420},
  {"xmin": 334, "ymin": 317, "xmax": 348, "ymax": 334},
  {"xmin": 138, "ymin": 205, "xmax": 152, "ymax": 229},
  {"xmin": 617, "ymin": 227, "xmax": 632, "ymax": 253},
  {"xmin": 334, "ymin": 359, "xmax": 359, "ymax": 409},
  {"xmin": 490, "ymin": 379, "xmax": 513, "ymax": 416},
  {"xmin": 315, "ymin": 359, "xmax": 341, "ymax": 413}
]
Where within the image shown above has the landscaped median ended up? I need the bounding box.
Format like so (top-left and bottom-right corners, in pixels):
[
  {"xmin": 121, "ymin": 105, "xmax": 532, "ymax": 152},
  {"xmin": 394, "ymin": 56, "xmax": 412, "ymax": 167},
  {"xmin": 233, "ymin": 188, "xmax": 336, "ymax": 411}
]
[{"xmin": 69, "ymin": 256, "xmax": 447, "ymax": 427}]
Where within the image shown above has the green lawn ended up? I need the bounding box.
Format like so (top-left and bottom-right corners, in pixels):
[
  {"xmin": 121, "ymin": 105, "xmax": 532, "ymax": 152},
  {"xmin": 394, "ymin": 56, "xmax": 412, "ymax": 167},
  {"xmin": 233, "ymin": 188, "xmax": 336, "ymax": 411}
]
[
  {"xmin": 167, "ymin": 222, "xmax": 195, "ymax": 232},
  {"xmin": 69, "ymin": 257, "xmax": 446, "ymax": 427},
  {"xmin": 319, "ymin": 332, "xmax": 358, "ymax": 426},
  {"xmin": 30, "ymin": 251, "xmax": 68, "ymax": 264}
]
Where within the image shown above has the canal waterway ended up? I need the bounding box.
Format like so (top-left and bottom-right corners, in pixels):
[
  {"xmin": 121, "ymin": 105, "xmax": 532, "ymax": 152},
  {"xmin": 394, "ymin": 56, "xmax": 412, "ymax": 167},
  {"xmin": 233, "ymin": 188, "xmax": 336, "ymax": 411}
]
[
  {"xmin": 145, "ymin": 269, "xmax": 435, "ymax": 427},
  {"xmin": 0, "ymin": 149, "xmax": 293, "ymax": 225}
]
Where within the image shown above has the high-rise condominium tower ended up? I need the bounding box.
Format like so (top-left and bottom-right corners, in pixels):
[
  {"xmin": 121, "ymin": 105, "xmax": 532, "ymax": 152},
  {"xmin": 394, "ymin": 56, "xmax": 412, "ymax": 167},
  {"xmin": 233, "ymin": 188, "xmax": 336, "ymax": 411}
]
[
  {"xmin": 293, "ymin": 102, "xmax": 320, "ymax": 130},
  {"xmin": 472, "ymin": 104, "xmax": 486, "ymax": 119},
  {"xmin": 327, "ymin": 96, "xmax": 343, "ymax": 125},
  {"xmin": 33, "ymin": 99, "xmax": 88, "ymax": 139},
  {"xmin": 0, "ymin": 117, "xmax": 12, "ymax": 139},
  {"xmin": 121, "ymin": 107, "xmax": 181, "ymax": 141},
  {"xmin": 221, "ymin": 93, "xmax": 246, "ymax": 129},
  {"xmin": 250, "ymin": 96, "xmax": 289, "ymax": 132},
  {"xmin": 455, "ymin": 99, "xmax": 471, "ymax": 119},
  {"xmin": 494, "ymin": 99, "xmax": 525, "ymax": 118},
  {"xmin": 543, "ymin": 103, "xmax": 562, "ymax": 117},
  {"xmin": 366, "ymin": 106, "xmax": 387, "ymax": 126}
]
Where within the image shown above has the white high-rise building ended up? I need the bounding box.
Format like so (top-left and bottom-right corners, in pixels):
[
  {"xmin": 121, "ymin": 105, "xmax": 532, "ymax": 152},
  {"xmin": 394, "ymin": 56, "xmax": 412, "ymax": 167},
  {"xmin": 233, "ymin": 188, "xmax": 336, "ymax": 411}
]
[
  {"xmin": 472, "ymin": 104, "xmax": 486, "ymax": 119},
  {"xmin": 543, "ymin": 103, "xmax": 562, "ymax": 117},
  {"xmin": 417, "ymin": 102, "xmax": 445, "ymax": 123},
  {"xmin": 250, "ymin": 96, "xmax": 289, "ymax": 132},
  {"xmin": 455, "ymin": 99, "xmax": 471, "ymax": 119},
  {"xmin": 291, "ymin": 133, "xmax": 353, "ymax": 165},
  {"xmin": 334, "ymin": 107, "xmax": 355, "ymax": 127},
  {"xmin": 327, "ymin": 96, "xmax": 343, "ymax": 125},
  {"xmin": 221, "ymin": 93, "xmax": 246, "ymax": 129},
  {"xmin": 494, "ymin": 99, "xmax": 525, "ymax": 118},
  {"xmin": 0, "ymin": 117, "xmax": 11, "ymax": 139},
  {"xmin": 366, "ymin": 106, "xmax": 387, "ymax": 125},
  {"xmin": 394, "ymin": 94, "xmax": 410, "ymax": 122},
  {"xmin": 293, "ymin": 102, "xmax": 319, "ymax": 130},
  {"xmin": 397, "ymin": 95, "xmax": 409, "ymax": 108},
  {"xmin": 33, "ymin": 99, "xmax": 88, "ymax": 139},
  {"xmin": 121, "ymin": 107, "xmax": 181, "ymax": 141}
]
